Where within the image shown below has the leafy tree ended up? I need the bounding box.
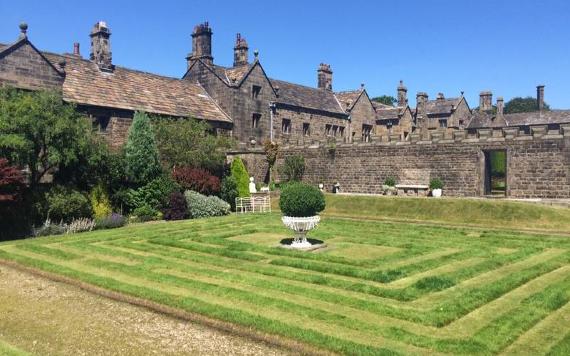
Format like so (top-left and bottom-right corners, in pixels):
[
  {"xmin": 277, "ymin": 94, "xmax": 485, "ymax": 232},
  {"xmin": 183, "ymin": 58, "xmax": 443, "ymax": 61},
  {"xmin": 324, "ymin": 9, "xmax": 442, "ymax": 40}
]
[
  {"xmin": 125, "ymin": 111, "xmax": 162, "ymax": 185},
  {"xmin": 153, "ymin": 117, "xmax": 234, "ymax": 174},
  {"xmin": 220, "ymin": 175, "xmax": 238, "ymax": 210},
  {"xmin": 0, "ymin": 88, "xmax": 92, "ymax": 188},
  {"xmin": 504, "ymin": 97, "xmax": 550, "ymax": 114},
  {"xmin": 0, "ymin": 157, "xmax": 24, "ymax": 202},
  {"xmin": 280, "ymin": 155, "xmax": 305, "ymax": 182},
  {"xmin": 230, "ymin": 158, "xmax": 250, "ymax": 197},
  {"xmin": 371, "ymin": 95, "xmax": 397, "ymax": 106}
]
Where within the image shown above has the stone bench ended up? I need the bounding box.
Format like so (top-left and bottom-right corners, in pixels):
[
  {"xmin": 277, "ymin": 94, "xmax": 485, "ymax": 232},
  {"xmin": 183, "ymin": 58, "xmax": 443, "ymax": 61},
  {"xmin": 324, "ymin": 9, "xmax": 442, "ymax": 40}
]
[{"xmin": 395, "ymin": 184, "xmax": 429, "ymax": 197}]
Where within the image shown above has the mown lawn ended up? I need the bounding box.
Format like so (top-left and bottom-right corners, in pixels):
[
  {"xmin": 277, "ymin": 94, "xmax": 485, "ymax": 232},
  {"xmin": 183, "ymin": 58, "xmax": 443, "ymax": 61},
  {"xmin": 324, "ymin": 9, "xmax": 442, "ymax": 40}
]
[
  {"xmin": 0, "ymin": 340, "xmax": 28, "ymax": 356},
  {"xmin": 321, "ymin": 194, "xmax": 570, "ymax": 232},
  {"xmin": 1, "ymin": 198, "xmax": 570, "ymax": 354}
]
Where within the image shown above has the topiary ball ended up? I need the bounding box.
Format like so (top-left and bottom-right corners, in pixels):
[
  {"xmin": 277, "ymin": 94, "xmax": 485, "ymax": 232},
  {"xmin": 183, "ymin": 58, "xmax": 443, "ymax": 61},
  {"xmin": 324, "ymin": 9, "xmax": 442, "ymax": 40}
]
[{"xmin": 279, "ymin": 182, "xmax": 325, "ymax": 217}]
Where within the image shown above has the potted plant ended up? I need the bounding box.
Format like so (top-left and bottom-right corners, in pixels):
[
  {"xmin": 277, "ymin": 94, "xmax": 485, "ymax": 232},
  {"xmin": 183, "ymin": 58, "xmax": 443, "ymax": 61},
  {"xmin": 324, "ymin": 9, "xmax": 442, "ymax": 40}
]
[
  {"xmin": 382, "ymin": 177, "xmax": 397, "ymax": 196},
  {"xmin": 279, "ymin": 182, "xmax": 326, "ymax": 248},
  {"xmin": 430, "ymin": 178, "xmax": 444, "ymax": 198}
]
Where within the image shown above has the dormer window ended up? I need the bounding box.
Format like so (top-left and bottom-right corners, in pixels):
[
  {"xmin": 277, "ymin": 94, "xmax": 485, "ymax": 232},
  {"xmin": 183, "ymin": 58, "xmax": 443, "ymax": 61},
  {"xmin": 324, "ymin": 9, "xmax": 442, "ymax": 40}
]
[
  {"xmin": 252, "ymin": 85, "xmax": 261, "ymax": 99},
  {"xmin": 439, "ymin": 119, "xmax": 448, "ymax": 128}
]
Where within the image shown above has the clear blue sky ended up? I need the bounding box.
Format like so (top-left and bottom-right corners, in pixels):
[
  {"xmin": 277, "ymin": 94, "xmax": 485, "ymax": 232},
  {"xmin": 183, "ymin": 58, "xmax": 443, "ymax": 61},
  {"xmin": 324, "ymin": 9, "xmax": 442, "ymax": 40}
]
[{"xmin": 1, "ymin": 0, "xmax": 569, "ymax": 108}]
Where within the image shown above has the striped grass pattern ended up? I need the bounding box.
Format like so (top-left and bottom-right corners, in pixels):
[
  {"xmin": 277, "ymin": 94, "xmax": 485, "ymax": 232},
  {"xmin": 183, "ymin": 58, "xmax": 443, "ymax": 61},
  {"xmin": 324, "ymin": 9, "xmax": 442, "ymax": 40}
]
[{"xmin": 1, "ymin": 214, "xmax": 569, "ymax": 355}]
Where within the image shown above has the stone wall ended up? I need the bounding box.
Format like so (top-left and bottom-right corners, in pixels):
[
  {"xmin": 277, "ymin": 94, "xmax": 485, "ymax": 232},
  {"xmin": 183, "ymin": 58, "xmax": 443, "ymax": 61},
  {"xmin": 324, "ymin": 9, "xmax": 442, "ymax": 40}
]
[
  {"xmin": 229, "ymin": 125, "xmax": 570, "ymax": 199},
  {"xmin": 0, "ymin": 41, "xmax": 64, "ymax": 91}
]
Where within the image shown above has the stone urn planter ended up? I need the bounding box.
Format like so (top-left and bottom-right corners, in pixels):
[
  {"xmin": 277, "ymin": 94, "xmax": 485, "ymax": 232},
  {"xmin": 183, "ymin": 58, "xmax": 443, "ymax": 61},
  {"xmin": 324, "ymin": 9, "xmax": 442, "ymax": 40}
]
[
  {"xmin": 282, "ymin": 215, "xmax": 321, "ymax": 248},
  {"xmin": 279, "ymin": 182, "xmax": 326, "ymax": 250}
]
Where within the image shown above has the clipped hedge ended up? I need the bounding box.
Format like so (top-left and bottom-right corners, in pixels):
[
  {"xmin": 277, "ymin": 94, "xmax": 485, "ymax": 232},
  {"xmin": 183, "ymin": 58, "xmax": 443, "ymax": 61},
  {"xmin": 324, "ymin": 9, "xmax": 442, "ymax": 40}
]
[
  {"xmin": 279, "ymin": 182, "xmax": 325, "ymax": 217},
  {"xmin": 184, "ymin": 190, "xmax": 230, "ymax": 219}
]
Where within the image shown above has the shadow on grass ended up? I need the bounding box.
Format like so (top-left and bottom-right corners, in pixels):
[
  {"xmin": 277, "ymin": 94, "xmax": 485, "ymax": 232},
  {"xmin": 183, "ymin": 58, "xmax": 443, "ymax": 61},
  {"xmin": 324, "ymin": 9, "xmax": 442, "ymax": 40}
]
[{"xmin": 279, "ymin": 238, "xmax": 325, "ymax": 246}]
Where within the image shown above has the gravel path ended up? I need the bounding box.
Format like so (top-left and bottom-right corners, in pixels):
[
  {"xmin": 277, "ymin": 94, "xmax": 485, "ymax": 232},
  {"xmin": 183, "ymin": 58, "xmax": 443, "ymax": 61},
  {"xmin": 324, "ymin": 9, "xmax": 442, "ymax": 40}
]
[{"xmin": 0, "ymin": 264, "xmax": 290, "ymax": 355}]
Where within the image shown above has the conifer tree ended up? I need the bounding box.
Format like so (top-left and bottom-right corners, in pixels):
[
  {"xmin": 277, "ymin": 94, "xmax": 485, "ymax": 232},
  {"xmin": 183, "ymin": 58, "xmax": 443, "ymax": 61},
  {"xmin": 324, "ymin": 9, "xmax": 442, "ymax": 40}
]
[
  {"xmin": 230, "ymin": 158, "xmax": 250, "ymax": 197},
  {"xmin": 125, "ymin": 111, "xmax": 161, "ymax": 185}
]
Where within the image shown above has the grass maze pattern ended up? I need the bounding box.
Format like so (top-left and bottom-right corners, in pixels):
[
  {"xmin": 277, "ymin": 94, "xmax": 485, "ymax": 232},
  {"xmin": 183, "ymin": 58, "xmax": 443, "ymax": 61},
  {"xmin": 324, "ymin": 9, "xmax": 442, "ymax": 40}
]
[{"xmin": 1, "ymin": 214, "xmax": 569, "ymax": 355}]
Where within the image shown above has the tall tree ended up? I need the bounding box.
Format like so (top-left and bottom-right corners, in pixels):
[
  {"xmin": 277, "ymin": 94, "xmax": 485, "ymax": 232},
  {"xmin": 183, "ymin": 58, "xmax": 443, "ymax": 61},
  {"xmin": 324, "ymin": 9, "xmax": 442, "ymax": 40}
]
[
  {"xmin": 504, "ymin": 96, "xmax": 550, "ymax": 114},
  {"xmin": 125, "ymin": 111, "xmax": 162, "ymax": 185},
  {"xmin": 0, "ymin": 88, "xmax": 91, "ymax": 187},
  {"xmin": 371, "ymin": 95, "xmax": 397, "ymax": 106},
  {"xmin": 153, "ymin": 117, "xmax": 233, "ymax": 174}
]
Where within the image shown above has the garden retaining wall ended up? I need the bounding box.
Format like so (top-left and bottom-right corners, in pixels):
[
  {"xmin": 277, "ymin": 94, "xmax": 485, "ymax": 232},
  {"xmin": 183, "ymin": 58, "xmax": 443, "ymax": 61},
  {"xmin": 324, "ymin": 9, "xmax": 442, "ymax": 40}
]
[{"xmin": 228, "ymin": 125, "xmax": 570, "ymax": 199}]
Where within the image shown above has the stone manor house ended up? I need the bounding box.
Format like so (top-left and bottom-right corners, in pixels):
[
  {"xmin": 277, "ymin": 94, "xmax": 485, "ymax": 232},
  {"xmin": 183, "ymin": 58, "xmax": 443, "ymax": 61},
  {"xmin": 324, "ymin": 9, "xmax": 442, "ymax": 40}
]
[{"xmin": 1, "ymin": 21, "xmax": 570, "ymax": 199}]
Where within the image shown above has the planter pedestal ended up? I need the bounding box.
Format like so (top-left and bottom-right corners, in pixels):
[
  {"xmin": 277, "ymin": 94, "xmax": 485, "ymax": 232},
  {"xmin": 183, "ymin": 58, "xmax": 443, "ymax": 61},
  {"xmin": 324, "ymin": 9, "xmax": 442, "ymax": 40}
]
[{"xmin": 281, "ymin": 216, "xmax": 321, "ymax": 249}]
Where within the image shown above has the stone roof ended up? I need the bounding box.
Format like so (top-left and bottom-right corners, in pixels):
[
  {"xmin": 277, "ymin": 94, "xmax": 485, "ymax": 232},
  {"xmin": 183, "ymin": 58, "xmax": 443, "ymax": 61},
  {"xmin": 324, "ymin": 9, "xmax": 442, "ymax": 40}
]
[
  {"xmin": 425, "ymin": 97, "xmax": 462, "ymax": 115},
  {"xmin": 335, "ymin": 90, "xmax": 362, "ymax": 111},
  {"xmin": 371, "ymin": 101, "xmax": 393, "ymax": 110},
  {"xmin": 37, "ymin": 52, "xmax": 232, "ymax": 123},
  {"xmin": 467, "ymin": 111, "xmax": 506, "ymax": 129},
  {"xmin": 504, "ymin": 110, "xmax": 570, "ymax": 126},
  {"xmin": 223, "ymin": 64, "xmax": 254, "ymax": 85},
  {"xmin": 270, "ymin": 79, "xmax": 346, "ymax": 115},
  {"xmin": 375, "ymin": 107, "xmax": 401, "ymax": 120},
  {"xmin": 467, "ymin": 110, "xmax": 570, "ymax": 129}
]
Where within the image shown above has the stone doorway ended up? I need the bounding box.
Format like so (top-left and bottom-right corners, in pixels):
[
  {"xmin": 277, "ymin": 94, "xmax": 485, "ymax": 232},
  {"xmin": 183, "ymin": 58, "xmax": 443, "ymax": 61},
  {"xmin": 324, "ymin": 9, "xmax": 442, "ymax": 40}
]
[{"xmin": 484, "ymin": 150, "xmax": 507, "ymax": 196}]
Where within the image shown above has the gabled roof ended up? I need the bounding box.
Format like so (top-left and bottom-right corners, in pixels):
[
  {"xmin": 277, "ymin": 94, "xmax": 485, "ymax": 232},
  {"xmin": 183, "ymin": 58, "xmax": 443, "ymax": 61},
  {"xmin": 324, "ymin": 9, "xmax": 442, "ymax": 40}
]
[
  {"xmin": 375, "ymin": 107, "xmax": 401, "ymax": 120},
  {"xmin": 424, "ymin": 97, "xmax": 463, "ymax": 115},
  {"xmin": 0, "ymin": 38, "xmax": 65, "ymax": 77},
  {"xmin": 371, "ymin": 101, "xmax": 393, "ymax": 110},
  {"xmin": 47, "ymin": 54, "xmax": 232, "ymax": 122},
  {"xmin": 335, "ymin": 90, "xmax": 363, "ymax": 111},
  {"xmin": 270, "ymin": 79, "xmax": 346, "ymax": 115},
  {"xmin": 467, "ymin": 111, "xmax": 506, "ymax": 129}
]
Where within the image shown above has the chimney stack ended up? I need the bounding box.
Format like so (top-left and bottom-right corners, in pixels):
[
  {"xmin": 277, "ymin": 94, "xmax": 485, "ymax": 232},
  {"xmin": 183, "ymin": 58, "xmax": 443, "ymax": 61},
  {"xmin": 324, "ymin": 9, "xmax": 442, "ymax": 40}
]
[
  {"xmin": 537, "ymin": 85, "xmax": 545, "ymax": 111},
  {"xmin": 317, "ymin": 63, "xmax": 333, "ymax": 91},
  {"xmin": 187, "ymin": 22, "xmax": 213, "ymax": 67},
  {"xmin": 73, "ymin": 42, "xmax": 81, "ymax": 56},
  {"xmin": 436, "ymin": 92, "xmax": 445, "ymax": 101},
  {"xmin": 416, "ymin": 92, "xmax": 428, "ymax": 115},
  {"xmin": 90, "ymin": 21, "xmax": 113, "ymax": 71},
  {"xmin": 397, "ymin": 80, "xmax": 407, "ymax": 107},
  {"xmin": 496, "ymin": 97, "xmax": 504, "ymax": 117},
  {"xmin": 233, "ymin": 33, "xmax": 248, "ymax": 67},
  {"xmin": 479, "ymin": 91, "xmax": 493, "ymax": 111}
]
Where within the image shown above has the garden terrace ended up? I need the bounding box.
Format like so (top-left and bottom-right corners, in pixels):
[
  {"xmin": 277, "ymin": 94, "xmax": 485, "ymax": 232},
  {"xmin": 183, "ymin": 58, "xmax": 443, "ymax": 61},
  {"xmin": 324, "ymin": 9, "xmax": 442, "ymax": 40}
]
[{"xmin": 1, "ymin": 205, "xmax": 570, "ymax": 355}]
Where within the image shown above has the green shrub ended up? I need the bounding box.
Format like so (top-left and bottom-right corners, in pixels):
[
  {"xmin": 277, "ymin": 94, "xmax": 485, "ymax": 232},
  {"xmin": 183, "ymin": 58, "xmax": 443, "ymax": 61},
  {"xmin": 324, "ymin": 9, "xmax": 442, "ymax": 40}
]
[
  {"xmin": 429, "ymin": 178, "xmax": 444, "ymax": 190},
  {"xmin": 33, "ymin": 219, "xmax": 65, "ymax": 237},
  {"xmin": 132, "ymin": 205, "xmax": 161, "ymax": 222},
  {"xmin": 90, "ymin": 183, "xmax": 112, "ymax": 219},
  {"xmin": 184, "ymin": 190, "xmax": 230, "ymax": 219},
  {"xmin": 384, "ymin": 177, "xmax": 396, "ymax": 187},
  {"xmin": 94, "ymin": 213, "xmax": 127, "ymax": 230},
  {"xmin": 279, "ymin": 182, "xmax": 325, "ymax": 217},
  {"xmin": 125, "ymin": 176, "xmax": 179, "ymax": 213},
  {"xmin": 230, "ymin": 158, "xmax": 250, "ymax": 198},
  {"xmin": 46, "ymin": 186, "xmax": 92, "ymax": 223},
  {"xmin": 125, "ymin": 111, "xmax": 162, "ymax": 185},
  {"xmin": 220, "ymin": 175, "xmax": 238, "ymax": 211},
  {"xmin": 280, "ymin": 155, "xmax": 305, "ymax": 182}
]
